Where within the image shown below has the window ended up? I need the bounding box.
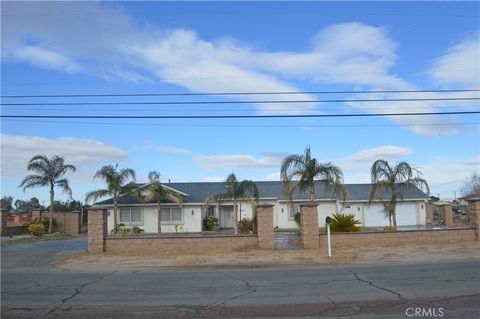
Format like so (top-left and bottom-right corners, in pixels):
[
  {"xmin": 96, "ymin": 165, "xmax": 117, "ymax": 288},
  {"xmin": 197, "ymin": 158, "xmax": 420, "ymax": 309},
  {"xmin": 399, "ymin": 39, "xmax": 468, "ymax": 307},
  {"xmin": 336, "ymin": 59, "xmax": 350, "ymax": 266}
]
[
  {"xmin": 119, "ymin": 207, "xmax": 142, "ymax": 224},
  {"xmin": 207, "ymin": 206, "xmax": 216, "ymax": 217},
  {"xmin": 288, "ymin": 204, "xmax": 300, "ymax": 221},
  {"xmin": 160, "ymin": 207, "xmax": 183, "ymax": 223}
]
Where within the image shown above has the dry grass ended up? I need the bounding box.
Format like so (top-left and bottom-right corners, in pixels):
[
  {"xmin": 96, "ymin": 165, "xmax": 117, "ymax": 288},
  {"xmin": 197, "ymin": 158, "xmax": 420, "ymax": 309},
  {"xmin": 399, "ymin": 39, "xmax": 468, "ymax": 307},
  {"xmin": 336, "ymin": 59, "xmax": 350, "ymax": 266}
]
[{"xmin": 58, "ymin": 241, "xmax": 479, "ymax": 272}]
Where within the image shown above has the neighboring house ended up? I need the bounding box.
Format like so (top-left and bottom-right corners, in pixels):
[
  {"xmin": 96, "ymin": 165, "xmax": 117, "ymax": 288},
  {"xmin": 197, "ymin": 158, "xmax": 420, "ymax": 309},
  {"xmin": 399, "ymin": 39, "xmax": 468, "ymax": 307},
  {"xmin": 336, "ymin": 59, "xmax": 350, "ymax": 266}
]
[{"xmin": 93, "ymin": 181, "xmax": 428, "ymax": 233}]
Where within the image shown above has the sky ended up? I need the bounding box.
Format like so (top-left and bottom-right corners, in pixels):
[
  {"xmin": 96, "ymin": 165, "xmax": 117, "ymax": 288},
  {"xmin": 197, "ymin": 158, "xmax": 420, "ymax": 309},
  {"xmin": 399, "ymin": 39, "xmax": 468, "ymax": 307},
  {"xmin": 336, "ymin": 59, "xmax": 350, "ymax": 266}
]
[{"xmin": 1, "ymin": 1, "xmax": 479, "ymax": 205}]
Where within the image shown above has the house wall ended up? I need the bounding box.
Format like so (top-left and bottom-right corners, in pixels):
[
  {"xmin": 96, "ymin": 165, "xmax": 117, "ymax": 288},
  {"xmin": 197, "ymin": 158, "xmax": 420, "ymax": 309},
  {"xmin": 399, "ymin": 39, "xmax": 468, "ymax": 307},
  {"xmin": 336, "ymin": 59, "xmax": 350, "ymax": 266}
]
[{"xmin": 107, "ymin": 205, "xmax": 202, "ymax": 233}]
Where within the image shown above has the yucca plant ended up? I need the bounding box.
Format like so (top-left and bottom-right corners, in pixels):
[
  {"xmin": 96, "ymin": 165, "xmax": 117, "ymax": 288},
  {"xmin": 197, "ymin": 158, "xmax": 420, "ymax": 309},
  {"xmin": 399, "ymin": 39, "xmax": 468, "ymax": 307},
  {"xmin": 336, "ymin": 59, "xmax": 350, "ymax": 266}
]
[{"xmin": 330, "ymin": 213, "xmax": 361, "ymax": 232}]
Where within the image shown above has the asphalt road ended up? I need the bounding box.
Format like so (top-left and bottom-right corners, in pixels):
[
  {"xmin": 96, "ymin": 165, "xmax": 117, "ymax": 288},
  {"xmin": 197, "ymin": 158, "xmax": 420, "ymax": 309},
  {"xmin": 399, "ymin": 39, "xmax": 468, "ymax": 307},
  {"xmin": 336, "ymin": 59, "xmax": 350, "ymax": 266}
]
[{"xmin": 1, "ymin": 246, "xmax": 479, "ymax": 318}]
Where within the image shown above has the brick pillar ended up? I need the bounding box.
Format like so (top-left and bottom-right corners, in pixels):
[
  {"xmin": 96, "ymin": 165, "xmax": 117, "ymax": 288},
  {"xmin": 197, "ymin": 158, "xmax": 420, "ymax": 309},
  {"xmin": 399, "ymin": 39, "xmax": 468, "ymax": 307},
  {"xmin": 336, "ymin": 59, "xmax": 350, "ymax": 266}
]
[
  {"xmin": 0, "ymin": 209, "xmax": 8, "ymax": 237},
  {"xmin": 425, "ymin": 203, "xmax": 434, "ymax": 228},
  {"xmin": 88, "ymin": 210, "xmax": 107, "ymax": 253},
  {"xmin": 300, "ymin": 202, "xmax": 319, "ymax": 249},
  {"xmin": 31, "ymin": 210, "xmax": 43, "ymax": 219},
  {"xmin": 442, "ymin": 205, "xmax": 454, "ymax": 227},
  {"xmin": 257, "ymin": 204, "xmax": 274, "ymax": 249},
  {"xmin": 469, "ymin": 201, "xmax": 480, "ymax": 241}
]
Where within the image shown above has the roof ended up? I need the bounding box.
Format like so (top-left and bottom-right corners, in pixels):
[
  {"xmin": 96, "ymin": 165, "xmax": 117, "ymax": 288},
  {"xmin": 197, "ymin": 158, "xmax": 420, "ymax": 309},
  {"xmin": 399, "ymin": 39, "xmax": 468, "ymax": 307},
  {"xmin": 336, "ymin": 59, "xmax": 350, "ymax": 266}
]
[
  {"xmin": 94, "ymin": 181, "xmax": 427, "ymax": 206},
  {"xmin": 459, "ymin": 191, "xmax": 480, "ymax": 202}
]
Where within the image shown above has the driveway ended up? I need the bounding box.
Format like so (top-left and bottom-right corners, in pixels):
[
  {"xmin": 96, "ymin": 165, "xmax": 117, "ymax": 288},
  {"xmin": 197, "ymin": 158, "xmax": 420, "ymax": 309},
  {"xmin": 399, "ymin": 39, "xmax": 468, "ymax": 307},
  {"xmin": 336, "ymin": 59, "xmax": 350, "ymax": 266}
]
[{"xmin": 1, "ymin": 234, "xmax": 87, "ymax": 252}]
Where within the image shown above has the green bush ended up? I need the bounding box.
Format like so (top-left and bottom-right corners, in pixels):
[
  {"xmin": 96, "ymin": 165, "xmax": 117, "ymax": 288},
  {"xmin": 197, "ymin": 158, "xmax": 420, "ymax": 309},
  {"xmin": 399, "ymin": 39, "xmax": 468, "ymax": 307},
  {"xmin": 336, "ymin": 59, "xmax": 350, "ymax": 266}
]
[
  {"xmin": 238, "ymin": 218, "xmax": 255, "ymax": 234},
  {"xmin": 111, "ymin": 223, "xmax": 131, "ymax": 236},
  {"xmin": 294, "ymin": 212, "xmax": 301, "ymax": 225},
  {"xmin": 203, "ymin": 216, "xmax": 219, "ymax": 231},
  {"xmin": 330, "ymin": 213, "xmax": 361, "ymax": 232},
  {"xmin": 28, "ymin": 223, "xmax": 45, "ymax": 236},
  {"xmin": 30, "ymin": 216, "xmax": 56, "ymax": 231},
  {"xmin": 131, "ymin": 226, "xmax": 144, "ymax": 233}
]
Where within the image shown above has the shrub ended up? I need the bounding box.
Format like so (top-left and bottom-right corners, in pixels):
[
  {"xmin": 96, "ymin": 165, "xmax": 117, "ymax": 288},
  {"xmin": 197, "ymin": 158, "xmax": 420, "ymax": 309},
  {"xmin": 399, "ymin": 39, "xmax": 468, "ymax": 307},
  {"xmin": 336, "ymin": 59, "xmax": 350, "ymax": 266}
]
[
  {"xmin": 330, "ymin": 213, "xmax": 361, "ymax": 232},
  {"xmin": 294, "ymin": 212, "xmax": 301, "ymax": 225},
  {"xmin": 238, "ymin": 218, "xmax": 255, "ymax": 234},
  {"xmin": 203, "ymin": 216, "xmax": 219, "ymax": 231},
  {"xmin": 30, "ymin": 216, "xmax": 56, "ymax": 232},
  {"xmin": 28, "ymin": 223, "xmax": 45, "ymax": 236},
  {"xmin": 383, "ymin": 226, "xmax": 395, "ymax": 232},
  {"xmin": 131, "ymin": 226, "xmax": 144, "ymax": 234},
  {"xmin": 111, "ymin": 223, "xmax": 131, "ymax": 236}
]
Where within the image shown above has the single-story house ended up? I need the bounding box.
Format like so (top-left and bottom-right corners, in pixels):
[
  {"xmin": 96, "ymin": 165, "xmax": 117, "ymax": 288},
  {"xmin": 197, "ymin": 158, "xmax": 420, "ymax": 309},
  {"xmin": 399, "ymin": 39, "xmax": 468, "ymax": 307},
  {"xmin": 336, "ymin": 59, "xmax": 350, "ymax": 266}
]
[{"xmin": 93, "ymin": 181, "xmax": 428, "ymax": 233}]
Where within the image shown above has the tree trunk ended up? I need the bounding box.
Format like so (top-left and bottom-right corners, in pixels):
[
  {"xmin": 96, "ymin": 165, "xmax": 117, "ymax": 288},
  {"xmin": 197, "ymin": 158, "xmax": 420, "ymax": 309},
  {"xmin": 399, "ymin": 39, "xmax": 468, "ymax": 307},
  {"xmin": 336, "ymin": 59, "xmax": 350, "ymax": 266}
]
[
  {"xmin": 233, "ymin": 199, "xmax": 238, "ymax": 234},
  {"xmin": 49, "ymin": 188, "xmax": 54, "ymax": 234},
  {"xmin": 310, "ymin": 184, "xmax": 316, "ymax": 203},
  {"xmin": 157, "ymin": 203, "xmax": 162, "ymax": 233},
  {"xmin": 113, "ymin": 197, "xmax": 118, "ymax": 232},
  {"xmin": 392, "ymin": 206, "xmax": 397, "ymax": 230}
]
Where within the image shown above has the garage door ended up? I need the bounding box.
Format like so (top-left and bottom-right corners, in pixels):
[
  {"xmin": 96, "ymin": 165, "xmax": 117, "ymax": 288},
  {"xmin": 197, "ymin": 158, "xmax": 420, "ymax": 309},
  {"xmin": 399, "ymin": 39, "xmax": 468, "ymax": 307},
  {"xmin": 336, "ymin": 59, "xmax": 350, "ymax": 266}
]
[{"xmin": 364, "ymin": 202, "xmax": 418, "ymax": 227}]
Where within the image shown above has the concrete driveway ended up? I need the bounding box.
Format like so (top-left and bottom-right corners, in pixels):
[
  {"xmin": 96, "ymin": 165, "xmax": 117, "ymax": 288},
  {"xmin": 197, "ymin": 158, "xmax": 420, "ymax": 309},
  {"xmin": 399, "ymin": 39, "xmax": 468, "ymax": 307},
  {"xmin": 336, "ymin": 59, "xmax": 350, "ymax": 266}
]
[{"xmin": 1, "ymin": 234, "xmax": 87, "ymax": 252}]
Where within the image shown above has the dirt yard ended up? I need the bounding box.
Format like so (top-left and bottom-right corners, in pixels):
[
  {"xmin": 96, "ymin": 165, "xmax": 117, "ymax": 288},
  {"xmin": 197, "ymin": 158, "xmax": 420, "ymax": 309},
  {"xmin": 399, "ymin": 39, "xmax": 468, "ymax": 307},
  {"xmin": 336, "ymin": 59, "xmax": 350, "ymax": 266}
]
[{"xmin": 58, "ymin": 241, "xmax": 480, "ymax": 271}]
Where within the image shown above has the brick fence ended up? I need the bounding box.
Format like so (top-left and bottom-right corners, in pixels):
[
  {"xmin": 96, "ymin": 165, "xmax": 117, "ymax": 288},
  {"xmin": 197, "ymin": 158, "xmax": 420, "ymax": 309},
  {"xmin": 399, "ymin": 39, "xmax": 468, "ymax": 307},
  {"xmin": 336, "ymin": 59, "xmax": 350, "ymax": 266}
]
[
  {"xmin": 319, "ymin": 227, "xmax": 476, "ymax": 251},
  {"xmin": 88, "ymin": 206, "xmax": 274, "ymax": 254},
  {"xmin": 32, "ymin": 210, "xmax": 81, "ymax": 235},
  {"xmin": 300, "ymin": 202, "xmax": 319, "ymax": 249},
  {"xmin": 0, "ymin": 209, "xmax": 8, "ymax": 237}
]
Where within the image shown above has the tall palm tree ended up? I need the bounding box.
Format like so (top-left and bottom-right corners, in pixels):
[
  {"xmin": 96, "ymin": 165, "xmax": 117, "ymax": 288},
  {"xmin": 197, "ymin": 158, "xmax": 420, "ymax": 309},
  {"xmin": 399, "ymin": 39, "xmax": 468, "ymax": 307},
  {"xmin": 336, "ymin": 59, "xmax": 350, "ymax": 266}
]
[
  {"xmin": 140, "ymin": 171, "xmax": 183, "ymax": 233},
  {"xmin": 369, "ymin": 160, "xmax": 430, "ymax": 230},
  {"xmin": 280, "ymin": 145, "xmax": 347, "ymax": 203},
  {"xmin": 85, "ymin": 164, "xmax": 137, "ymax": 230},
  {"xmin": 19, "ymin": 155, "xmax": 76, "ymax": 233},
  {"xmin": 203, "ymin": 173, "xmax": 259, "ymax": 234}
]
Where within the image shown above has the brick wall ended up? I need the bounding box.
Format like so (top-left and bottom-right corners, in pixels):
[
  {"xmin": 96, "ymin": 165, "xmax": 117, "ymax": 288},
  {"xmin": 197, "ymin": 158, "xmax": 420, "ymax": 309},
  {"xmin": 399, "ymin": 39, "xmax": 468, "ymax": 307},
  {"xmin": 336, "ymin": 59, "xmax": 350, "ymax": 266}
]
[
  {"xmin": 469, "ymin": 200, "xmax": 480, "ymax": 240},
  {"xmin": 5, "ymin": 226, "xmax": 29, "ymax": 237},
  {"xmin": 88, "ymin": 210, "xmax": 107, "ymax": 254},
  {"xmin": 257, "ymin": 204, "xmax": 274, "ymax": 249},
  {"xmin": 31, "ymin": 210, "xmax": 80, "ymax": 234},
  {"xmin": 425, "ymin": 203, "xmax": 433, "ymax": 227},
  {"xmin": 106, "ymin": 235, "xmax": 258, "ymax": 255},
  {"xmin": 319, "ymin": 227, "xmax": 476, "ymax": 250},
  {"xmin": 300, "ymin": 202, "xmax": 319, "ymax": 248},
  {"xmin": 1, "ymin": 209, "xmax": 8, "ymax": 237},
  {"xmin": 441, "ymin": 205, "xmax": 454, "ymax": 227}
]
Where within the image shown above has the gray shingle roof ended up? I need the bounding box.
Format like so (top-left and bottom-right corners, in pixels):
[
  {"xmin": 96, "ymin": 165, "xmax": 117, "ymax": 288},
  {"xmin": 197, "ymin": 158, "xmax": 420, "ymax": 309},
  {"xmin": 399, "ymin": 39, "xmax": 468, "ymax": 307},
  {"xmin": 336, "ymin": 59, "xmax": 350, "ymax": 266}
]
[{"xmin": 94, "ymin": 181, "xmax": 427, "ymax": 206}]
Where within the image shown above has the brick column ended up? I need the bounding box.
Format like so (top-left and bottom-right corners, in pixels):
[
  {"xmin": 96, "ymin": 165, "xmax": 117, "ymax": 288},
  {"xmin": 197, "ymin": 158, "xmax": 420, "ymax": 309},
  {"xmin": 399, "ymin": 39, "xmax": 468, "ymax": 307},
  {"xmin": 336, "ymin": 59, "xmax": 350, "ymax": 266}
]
[
  {"xmin": 442, "ymin": 205, "xmax": 454, "ymax": 227},
  {"xmin": 469, "ymin": 201, "xmax": 480, "ymax": 241},
  {"xmin": 0, "ymin": 209, "xmax": 8, "ymax": 237},
  {"xmin": 257, "ymin": 204, "xmax": 274, "ymax": 249},
  {"xmin": 425, "ymin": 203, "xmax": 434, "ymax": 228},
  {"xmin": 31, "ymin": 210, "xmax": 43, "ymax": 219},
  {"xmin": 88, "ymin": 210, "xmax": 107, "ymax": 253},
  {"xmin": 300, "ymin": 202, "xmax": 319, "ymax": 249}
]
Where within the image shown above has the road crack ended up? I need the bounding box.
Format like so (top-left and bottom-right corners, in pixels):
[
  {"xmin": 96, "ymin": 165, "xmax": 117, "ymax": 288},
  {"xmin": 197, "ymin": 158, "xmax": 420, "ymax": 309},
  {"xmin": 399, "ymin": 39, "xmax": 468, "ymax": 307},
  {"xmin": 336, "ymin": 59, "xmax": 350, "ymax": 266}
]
[
  {"xmin": 205, "ymin": 272, "xmax": 257, "ymax": 310},
  {"xmin": 345, "ymin": 268, "xmax": 408, "ymax": 301},
  {"xmin": 44, "ymin": 271, "xmax": 117, "ymax": 318}
]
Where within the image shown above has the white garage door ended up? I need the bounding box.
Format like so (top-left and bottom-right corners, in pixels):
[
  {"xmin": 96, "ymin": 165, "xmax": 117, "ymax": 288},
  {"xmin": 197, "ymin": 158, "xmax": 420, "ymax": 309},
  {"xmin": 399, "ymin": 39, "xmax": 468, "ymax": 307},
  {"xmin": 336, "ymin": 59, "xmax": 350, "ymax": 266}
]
[{"xmin": 363, "ymin": 202, "xmax": 418, "ymax": 227}]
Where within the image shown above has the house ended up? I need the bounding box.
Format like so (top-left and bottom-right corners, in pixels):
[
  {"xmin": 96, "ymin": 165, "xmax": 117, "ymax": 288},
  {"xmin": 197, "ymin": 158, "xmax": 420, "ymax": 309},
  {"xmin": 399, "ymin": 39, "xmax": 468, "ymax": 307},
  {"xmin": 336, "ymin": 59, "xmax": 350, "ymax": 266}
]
[{"xmin": 93, "ymin": 181, "xmax": 428, "ymax": 233}]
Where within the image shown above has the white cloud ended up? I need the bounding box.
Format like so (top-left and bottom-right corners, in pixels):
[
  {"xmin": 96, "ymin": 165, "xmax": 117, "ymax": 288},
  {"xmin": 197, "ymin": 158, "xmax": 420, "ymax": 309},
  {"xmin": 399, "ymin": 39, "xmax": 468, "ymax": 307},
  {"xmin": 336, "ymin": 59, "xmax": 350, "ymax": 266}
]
[
  {"xmin": 12, "ymin": 46, "xmax": 79, "ymax": 73},
  {"xmin": 196, "ymin": 153, "xmax": 285, "ymax": 170},
  {"xmin": 264, "ymin": 172, "xmax": 281, "ymax": 181},
  {"xmin": 2, "ymin": 2, "xmax": 477, "ymax": 135},
  {"xmin": 155, "ymin": 146, "xmax": 192, "ymax": 155},
  {"xmin": 430, "ymin": 39, "xmax": 480, "ymax": 88},
  {"xmin": 0, "ymin": 135, "xmax": 128, "ymax": 180},
  {"xmin": 340, "ymin": 145, "xmax": 413, "ymax": 171}
]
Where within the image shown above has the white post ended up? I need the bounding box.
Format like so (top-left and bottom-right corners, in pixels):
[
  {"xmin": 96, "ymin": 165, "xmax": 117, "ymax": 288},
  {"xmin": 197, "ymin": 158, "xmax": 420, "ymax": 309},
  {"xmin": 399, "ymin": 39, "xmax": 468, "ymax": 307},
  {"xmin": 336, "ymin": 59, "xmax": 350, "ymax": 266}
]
[{"xmin": 327, "ymin": 223, "xmax": 332, "ymax": 257}]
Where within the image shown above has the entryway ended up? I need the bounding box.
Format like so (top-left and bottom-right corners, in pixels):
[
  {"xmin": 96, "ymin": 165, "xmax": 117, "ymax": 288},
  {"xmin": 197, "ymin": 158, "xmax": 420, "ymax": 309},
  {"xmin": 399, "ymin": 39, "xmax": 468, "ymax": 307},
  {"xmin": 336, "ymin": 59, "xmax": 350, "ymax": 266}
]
[
  {"xmin": 274, "ymin": 231, "xmax": 301, "ymax": 250},
  {"xmin": 220, "ymin": 206, "xmax": 234, "ymax": 228}
]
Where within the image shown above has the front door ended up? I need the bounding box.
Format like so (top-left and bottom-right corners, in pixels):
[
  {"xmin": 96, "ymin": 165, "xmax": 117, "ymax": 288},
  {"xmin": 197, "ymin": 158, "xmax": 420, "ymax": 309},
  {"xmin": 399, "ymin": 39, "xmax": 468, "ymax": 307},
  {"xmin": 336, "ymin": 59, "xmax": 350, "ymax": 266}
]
[{"xmin": 220, "ymin": 206, "xmax": 234, "ymax": 228}]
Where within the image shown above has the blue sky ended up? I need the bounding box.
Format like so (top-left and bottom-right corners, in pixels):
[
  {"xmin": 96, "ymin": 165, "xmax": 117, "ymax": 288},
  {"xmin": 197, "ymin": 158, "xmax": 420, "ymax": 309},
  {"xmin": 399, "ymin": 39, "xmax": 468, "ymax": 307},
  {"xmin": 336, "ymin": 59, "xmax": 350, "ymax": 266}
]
[{"xmin": 1, "ymin": 1, "xmax": 479, "ymax": 205}]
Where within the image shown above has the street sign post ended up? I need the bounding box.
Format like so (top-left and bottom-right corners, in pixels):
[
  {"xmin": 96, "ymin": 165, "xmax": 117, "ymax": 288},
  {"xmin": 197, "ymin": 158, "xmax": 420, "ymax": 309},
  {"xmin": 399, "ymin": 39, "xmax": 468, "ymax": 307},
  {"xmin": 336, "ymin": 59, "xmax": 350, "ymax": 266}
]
[{"xmin": 325, "ymin": 216, "xmax": 332, "ymax": 257}]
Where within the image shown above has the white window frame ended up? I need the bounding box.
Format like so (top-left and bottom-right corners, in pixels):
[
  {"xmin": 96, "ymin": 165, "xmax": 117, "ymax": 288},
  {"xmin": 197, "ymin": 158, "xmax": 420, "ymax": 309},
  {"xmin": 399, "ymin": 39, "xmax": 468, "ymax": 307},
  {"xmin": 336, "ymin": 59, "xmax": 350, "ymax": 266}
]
[
  {"xmin": 160, "ymin": 206, "xmax": 184, "ymax": 224},
  {"xmin": 119, "ymin": 207, "xmax": 143, "ymax": 226},
  {"xmin": 288, "ymin": 204, "xmax": 300, "ymax": 221}
]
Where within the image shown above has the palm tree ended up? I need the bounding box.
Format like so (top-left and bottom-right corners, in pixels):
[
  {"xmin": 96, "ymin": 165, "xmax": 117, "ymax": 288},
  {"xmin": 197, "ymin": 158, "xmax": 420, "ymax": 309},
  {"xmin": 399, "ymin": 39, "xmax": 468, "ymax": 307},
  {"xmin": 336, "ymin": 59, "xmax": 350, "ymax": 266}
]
[
  {"xmin": 203, "ymin": 173, "xmax": 259, "ymax": 234},
  {"xmin": 280, "ymin": 145, "xmax": 347, "ymax": 203},
  {"xmin": 369, "ymin": 160, "xmax": 430, "ymax": 230},
  {"xmin": 140, "ymin": 171, "xmax": 183, "ymax": 233},
  {"xmin": 85, "ymin": 164, "xmax": 137, "ymax": 230},
  {"xmin": 19, "ymin": 155, "xmax": 76, "ymax": 233}
]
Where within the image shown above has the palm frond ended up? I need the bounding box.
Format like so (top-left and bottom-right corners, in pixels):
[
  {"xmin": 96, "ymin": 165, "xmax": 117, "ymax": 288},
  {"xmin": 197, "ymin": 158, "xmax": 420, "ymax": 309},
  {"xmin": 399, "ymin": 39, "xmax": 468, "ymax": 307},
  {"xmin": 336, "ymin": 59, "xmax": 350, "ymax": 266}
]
[
  {"xmin": 85, "ymin": 189, "xmax": 110, "ymax": 204},
  {"xmin": 19, "ymin": 175, "xmax": 49, "ymax": 191},
  {"xmin": 54, "ymin": 178, "xmax": 73, "ymax": 197}
]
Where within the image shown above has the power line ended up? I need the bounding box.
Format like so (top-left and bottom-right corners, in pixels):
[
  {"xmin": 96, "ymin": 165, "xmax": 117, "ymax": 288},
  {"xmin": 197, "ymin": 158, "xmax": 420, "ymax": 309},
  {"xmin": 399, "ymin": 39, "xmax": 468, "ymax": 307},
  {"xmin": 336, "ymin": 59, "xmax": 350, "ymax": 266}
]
[
  {"xmin": 2, "ymin": 111, "xmax": 479, "ymax": 119},
  {"xmin": 2, "ymin": 97, "xmax": 479, "ymax": 106},
  {"xmin": 2, "ymin": 118, "xmax": 478, "ymax": 128},
  {"xmin": 2, "ymin": 89, "xmax": 479, "ymax": 98}
]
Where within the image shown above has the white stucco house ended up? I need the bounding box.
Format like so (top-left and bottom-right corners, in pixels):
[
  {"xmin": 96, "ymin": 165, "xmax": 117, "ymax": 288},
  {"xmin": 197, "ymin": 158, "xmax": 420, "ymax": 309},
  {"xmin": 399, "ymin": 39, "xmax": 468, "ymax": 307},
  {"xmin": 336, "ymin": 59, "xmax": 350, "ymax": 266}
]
[{"xmin": 93, "ymin": 181, "xmax": 428, "ymax": 233}]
